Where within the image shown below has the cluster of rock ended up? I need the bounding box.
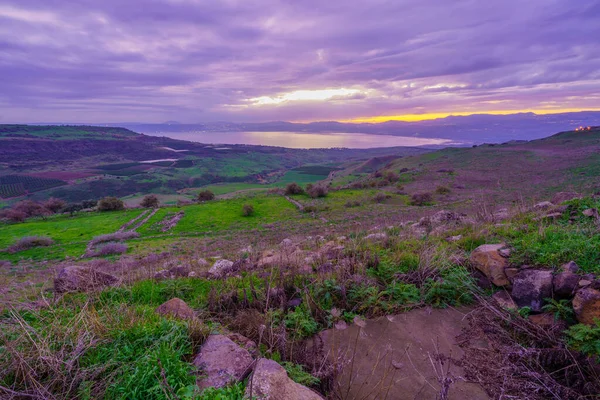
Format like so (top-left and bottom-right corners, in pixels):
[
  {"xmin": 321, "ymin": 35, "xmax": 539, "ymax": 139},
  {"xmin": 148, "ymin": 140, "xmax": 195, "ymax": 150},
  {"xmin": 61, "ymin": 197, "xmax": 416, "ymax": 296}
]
[
  {"xmin": 155, "ymin": 297, "xmax": 323, "ymax": 399},
  {"xmin": 470, "ymin": 244, "xmax": 600, "ymax": 325}
]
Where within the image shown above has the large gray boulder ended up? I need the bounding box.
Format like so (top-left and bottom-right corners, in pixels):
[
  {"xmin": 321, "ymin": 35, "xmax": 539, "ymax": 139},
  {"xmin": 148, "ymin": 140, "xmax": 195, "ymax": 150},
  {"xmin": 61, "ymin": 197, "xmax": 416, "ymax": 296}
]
[
  {"xmin": 511, "ymin": 269, "xmax": 553, "ymax": 312},
  {"xmin": 245, "ymin": 358, "xmax": 323, "ymax": 400},
  {"xmin": 54, "ymin": 265, "xmax": 119, "ymax": 293},
  {"xmin": 553, "ymin": 261, "xmax": 580, "ymax": 298},
  {"xmin": 194, "ymin": 335, "xmax": 254, "ymax": 390}
]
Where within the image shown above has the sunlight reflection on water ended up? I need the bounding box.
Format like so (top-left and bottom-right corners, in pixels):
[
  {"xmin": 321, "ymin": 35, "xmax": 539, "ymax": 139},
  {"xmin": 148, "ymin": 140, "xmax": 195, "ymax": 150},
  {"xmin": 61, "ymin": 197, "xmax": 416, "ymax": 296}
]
[{"xmin": 144, "ymin": 131, "xmax": 454, "ymax": 149}]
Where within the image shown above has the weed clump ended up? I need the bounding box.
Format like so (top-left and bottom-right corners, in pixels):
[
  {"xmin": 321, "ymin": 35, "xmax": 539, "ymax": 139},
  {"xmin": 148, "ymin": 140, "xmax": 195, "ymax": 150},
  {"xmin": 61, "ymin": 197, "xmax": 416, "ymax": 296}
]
[
  {"xmin": 242, "ymin": 204, "xmax": 255, "ymax": 217},
  {"xmin": 410, "ymin": 192, "xmax": 433, "ymax": 206},
  {"xmin": 7, "ymin": 236, "xmax": 54, "ymax": 253}
]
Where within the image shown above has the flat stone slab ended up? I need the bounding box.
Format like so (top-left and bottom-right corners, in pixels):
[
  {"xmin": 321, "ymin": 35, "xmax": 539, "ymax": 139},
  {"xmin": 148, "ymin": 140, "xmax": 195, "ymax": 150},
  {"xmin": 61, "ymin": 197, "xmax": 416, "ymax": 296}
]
[{"xmin": 319, "ymin": 307, "xmax": 489, "ymax": 400}]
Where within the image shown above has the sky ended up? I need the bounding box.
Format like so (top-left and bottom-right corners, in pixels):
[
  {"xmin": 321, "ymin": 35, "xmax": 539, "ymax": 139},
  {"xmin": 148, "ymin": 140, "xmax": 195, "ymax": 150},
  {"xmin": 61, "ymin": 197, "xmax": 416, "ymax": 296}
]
[{"xmin": 1, "ymin": 0, "xmax": 600, "ymax": 124}]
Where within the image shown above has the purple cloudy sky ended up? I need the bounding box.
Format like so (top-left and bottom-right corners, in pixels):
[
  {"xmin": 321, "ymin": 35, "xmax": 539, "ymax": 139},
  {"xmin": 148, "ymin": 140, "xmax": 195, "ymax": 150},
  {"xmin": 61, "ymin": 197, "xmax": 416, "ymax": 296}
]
[{"xmin": 1, "ymin": 0, "xmax": 599, "ymax": 123}]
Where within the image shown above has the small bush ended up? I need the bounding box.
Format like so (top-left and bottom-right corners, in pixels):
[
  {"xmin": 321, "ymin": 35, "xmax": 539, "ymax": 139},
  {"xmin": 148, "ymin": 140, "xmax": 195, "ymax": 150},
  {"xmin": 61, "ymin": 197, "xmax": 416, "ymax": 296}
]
[
  {"xmin": 435, "ymin": 185, "xmax": 451, "ymax": 195},
  {"xmin": 373, "ymin": 192, "xmax": 389, "ymax": 203},
  {"xmin": 410, "ymin": 192, "xmax": 433, "ymax": 206},
  {"xmin": 281, "ymin": 362, "xmax": 320, "ymax": 386},
  {"xmin": 90, "ymin": 231, "xmax": 140, "ymax": 246},
  {"xmin": 242, "ymin": 204, "xmax": 255, "ymax": 217},
  {"xmin": 285, "ymin": 182, "xmax": 304, "ymax": 195},
  {"xmin": 140, "ymin": 194, "xmax": 159, "ymax": 208},
  {"xmin": 13, "ymin": 200, "xmax": 51, "ymax": 219},
  {"xmin": 303, "ymin": 205, "xmax": 318, "ymax": 213},
  {"xmin": 307, "ymin": 185, "xmax": 328, "ymax": 198},
  {"xmin": 384, "ymin": 171, "xmax": 399, "ymax": 182},
  {"xmin": 344, "ymin": 200, "xmax": 361, "ymax": 208},
  {"xmin": 82, "ymin": 199, "xmax": 98, "ymax": 209},
  {"xmin": 3, "ymin": 209, "xmax": 27, "ymax": 222},
  {"xmin": 7, "ymin": 236, "xmax": 54, "ymax": 253},
  {"xmin": 197, "ymin": 190, "xmax": 215, "ymax": 202},
  {"xmin": 98, "ymin": 196, "xmax": 125, "ymax": 211},
  {"xmin": 93, "ymin": 242, "xmax": 128, "ymax": 257}
]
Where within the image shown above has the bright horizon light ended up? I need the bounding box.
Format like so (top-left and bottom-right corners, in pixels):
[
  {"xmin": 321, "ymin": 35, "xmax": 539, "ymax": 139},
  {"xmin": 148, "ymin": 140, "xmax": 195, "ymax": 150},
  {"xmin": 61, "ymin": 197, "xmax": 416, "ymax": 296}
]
[
  {"xmin": 339, "ymin": 108, "xmax": 600, "ymax": 123},
  {"xmin": 249, "ymin": 88, "xmax": 361, "ymax": 105}
]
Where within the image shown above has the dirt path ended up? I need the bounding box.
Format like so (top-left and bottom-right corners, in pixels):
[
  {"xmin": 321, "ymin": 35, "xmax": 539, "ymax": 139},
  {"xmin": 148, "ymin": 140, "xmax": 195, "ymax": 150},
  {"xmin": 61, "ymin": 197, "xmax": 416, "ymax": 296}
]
[
  {"xmin": 318, "ymin": 307, "xmax": 489, "ymax": 400},
  {"xmin": 283, "ymin": 195, "xmax": 304, "ymax": 211}
]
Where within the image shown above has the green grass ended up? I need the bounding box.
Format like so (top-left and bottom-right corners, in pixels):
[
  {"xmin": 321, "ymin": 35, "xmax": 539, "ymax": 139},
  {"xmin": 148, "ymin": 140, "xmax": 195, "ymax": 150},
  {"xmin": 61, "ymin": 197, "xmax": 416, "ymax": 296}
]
[{"xmin": 0, "ymin": 210, "xmax": 144, "ymax": 261}]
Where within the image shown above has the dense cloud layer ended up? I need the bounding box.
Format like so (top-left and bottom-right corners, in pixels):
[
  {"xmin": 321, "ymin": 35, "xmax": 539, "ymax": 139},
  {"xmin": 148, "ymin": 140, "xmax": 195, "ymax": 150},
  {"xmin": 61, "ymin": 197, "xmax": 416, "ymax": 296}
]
[{"xmin": 1, "ymin": 0, "xmax": 599, "ymax": 123}]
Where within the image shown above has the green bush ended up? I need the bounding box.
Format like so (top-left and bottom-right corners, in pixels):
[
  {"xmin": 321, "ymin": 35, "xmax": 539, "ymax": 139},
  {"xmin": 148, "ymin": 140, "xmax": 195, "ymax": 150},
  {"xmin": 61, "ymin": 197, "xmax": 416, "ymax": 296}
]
[
  {"xmin": 197, "ymin": 190, "xmax": 215, "ymax": 202},
  {"xmin": 241, "ymin": 204, "xmax": 254, "ymax": 217},
  {"xmin": 285, "ymin": 182, "xmax": 304, "ymax": 195},
  {"xmin": 98, "ymin": 196, "xmax": 125, "ymax": 211},
  {"xmin": 281, "ymin": 362, "xmax": 320, "ymax": 386},
  {"xmin": 284, "ymin": 305, "xmax": 318, "ymax": 339}
]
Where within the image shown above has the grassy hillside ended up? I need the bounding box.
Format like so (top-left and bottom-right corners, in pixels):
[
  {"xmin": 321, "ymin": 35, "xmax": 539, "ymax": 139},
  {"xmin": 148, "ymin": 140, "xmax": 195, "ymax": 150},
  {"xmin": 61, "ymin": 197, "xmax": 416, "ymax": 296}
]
[
  {"xmin": 0, "ymin": 125, "xmax": 428, "ymax": 203},
  {"xmin": 2, "ymin": 127, "xmax": 600, "ymax": 399}
]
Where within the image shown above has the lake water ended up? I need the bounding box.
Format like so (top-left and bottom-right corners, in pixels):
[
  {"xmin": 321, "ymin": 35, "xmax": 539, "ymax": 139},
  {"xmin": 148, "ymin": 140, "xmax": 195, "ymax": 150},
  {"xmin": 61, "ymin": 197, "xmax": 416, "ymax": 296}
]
[{"xmin": 142, "ymin": 130, "xmax": 453, "ymax": 149}]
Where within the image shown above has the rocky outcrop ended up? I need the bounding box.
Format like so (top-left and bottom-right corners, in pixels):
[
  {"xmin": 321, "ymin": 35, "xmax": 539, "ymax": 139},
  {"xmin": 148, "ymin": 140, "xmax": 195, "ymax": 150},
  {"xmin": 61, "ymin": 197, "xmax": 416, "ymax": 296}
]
[
  {"xmin": 155, "ymin": 298, "xmax": 196, "ymax": 320},
  {"xmin": 553, "ymin": 262, "xmax": 580, "ymax": 298},
  {"xmin": 54, "ymin": 265, "xmax": 119, "ymax": 293},
  {"xmin": 469, "ymin": 244, "xmax": 510, "ymax": 286},
  {"xmin": 245, "ymin": 358, "xmax": 323, "ymax": 400},
  {"xmin": 511, "ymin": 269, "xmax": 553, "ymax": 312},
  {"xmin": 573, "ymin": 288, "xmax": 600, "ymax": 325},
  {"xmin": 194, "ymin": 334, "xmax": 254, "ymax": 390},
  {"xmin": 208, "ymin": 259, "xmax": 234, "ymax": 278},
  {"xmin": 551, "ymin": 191, "xmax": 581, "ymax": 204}
]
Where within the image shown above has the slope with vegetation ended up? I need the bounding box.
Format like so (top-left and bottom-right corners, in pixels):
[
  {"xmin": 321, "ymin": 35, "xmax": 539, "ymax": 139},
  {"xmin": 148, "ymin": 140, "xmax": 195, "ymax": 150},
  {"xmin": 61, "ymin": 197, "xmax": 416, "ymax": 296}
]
[{"xmin": 0, "ymin": 127, "xmax": 600, "ymax": 399}]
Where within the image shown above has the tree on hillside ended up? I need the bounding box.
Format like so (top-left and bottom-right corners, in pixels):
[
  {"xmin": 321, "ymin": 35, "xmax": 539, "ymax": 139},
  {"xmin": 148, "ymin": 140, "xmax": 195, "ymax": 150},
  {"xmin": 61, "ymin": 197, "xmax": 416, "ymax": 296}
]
[
  {"xmin": 307, "ymin": 185, "xmax": 328, "ymax": 198},
  {"xmin": 197, "ymin": 190, "xmax": 215, "ymax": 202},
  {"xmin": 141, "ymin": 194, "xmax": 160, "ymax": 208},
  {"xmin": 43, "ymin": 197, "xmax": 66, "ymax": 213},
  {"xmin": 98, "ymin": 196, "xmax": 125, "ymax": 211}
]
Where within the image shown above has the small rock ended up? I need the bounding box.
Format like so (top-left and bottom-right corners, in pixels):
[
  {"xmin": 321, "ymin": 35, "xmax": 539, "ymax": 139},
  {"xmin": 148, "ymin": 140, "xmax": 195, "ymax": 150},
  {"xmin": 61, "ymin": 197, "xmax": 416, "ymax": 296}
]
[
  {"xmin": 582, "ymin": 208, "xmax": 599, "ymax": 218},
  {"xmin": 493, "ymin": 208, "xmax": 509, "ymax": 220},
  {"xmin": 156, "ymin": 298, "xmax": 195, "ymax": 320},
  {"xmin": 572, "ymin": 288, "xmax": 600, "ymax": 325},
  {"xmin": 542, "ymin": 212, "xmax": 563, "ymax": 220},
  {"xmin": 552, "ymin": 191, "xmax": 581, "ymax": 204},
  {"xmin": 511, "ymin": 269, "xmax": 553, "ymax": 312},
  {"xmin": 579, "ymin": 279, "xmax": 592, "ymax": 287},
  {"xmin": 528, "ymin": 313, "xmax": 556, "ymax": 327},
  {"xmin": 492, "ymin": 291, "xmax": 517, "ymax": 310},
  {"xmin": 197, "ymin": 258, "xmax": 209, "ymax": 268},
  {"xmin": 208, "ymin": 259, "xmax": 234, "ymax": 278},
  {"xmin": 498, "ymin": 248, "xmax": 511, "ymax": 258},
  {"xmin": 553, "ymin": 270, "xmax": 580, "ymax": 298},
  {"xmin": 168, "ymin": 264, "xmax": 190, "ymax": 277},
  {"xmin": 153, "ymin": 269, "xmax": 171, "ymax": 280},
  {"xmin": 533, "ymin": 201, "xmax": 554, "ymax": 210},
  {"xmin": 188, "ymin": 271, "xmax": 197, "ymax": 277},
  {"xmin": 280, "ymin": 238, "xmax": 294, "ymax": 249},
  {"xmin": 195, "ymin": 335, "xmax": 254, "ymax": 390},
  {"xmin": 446, "ymin": 235, "xmax": 462, "ymax": 242},
  {"xmin": 286, "ymin": 298, "xmax": 302, "ymax": 309},
  {"xmin": 365, "ymin": 232, "xmax": 387, "ymax": 241},
  {"xmin": 54, "ymin": 266, "xmax": 119, "ymax": 294},
  {"xmin": 561, "ymin": 261, "xmax": 579, "ymax": 273},
  {"xmin": 430, "ymin": 210, "xmax": 463, "ymax": 224},
  {"xmin": 469, "ymin": 244, "xmax": 510, "ymax": 286},
  {"xmin": 245, "ymin": 358, "xmax": 324, "ymax": 400}
]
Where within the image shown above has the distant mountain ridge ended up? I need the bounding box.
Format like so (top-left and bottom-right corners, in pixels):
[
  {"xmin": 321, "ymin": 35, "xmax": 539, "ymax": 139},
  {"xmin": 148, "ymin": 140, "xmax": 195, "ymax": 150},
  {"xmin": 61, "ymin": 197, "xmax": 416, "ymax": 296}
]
[{"xmin": 116, "ymin": 111, "xmax": 600, "ymax": 144}]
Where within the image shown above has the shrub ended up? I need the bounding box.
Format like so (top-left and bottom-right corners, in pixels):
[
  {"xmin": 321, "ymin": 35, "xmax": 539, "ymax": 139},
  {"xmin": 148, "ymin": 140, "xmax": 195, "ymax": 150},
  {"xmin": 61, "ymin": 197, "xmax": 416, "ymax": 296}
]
[
  {"xmin": 90, "ymin": 231, "xmax": 140, "ymax": 246},
  {"xmin": 7, "ymin": 236, "xmax": 54, "ymax": 253},
  {"xmin": 140, "ymin": 194, "xmax": 160, "ymax": 208},
  {"xmin": 566, "ymin": 321, "xmax": 600, "ymax": 360},
  {"xmin": 410, "ymin": 192, "xmax": 433, "ymax": 206},
  {"xmin": 63, "ymin": 203, "xmax": 84, "ymax": 216},
  {"xmin": 373, "ymin": 192, "xmax": 389, "ymax": 203},
  {"xmin": 3, "ymin": 209, "xmax": 27, "ymax": 222},
  {"xmin": 285, "ymin": 182, "xmax": 304, "ymax": 195},
  {"xmin": 98, "ymin": 197, "xmax": 125, "ymax": 211},
  {"xmin": 93, "ymin": 242, "xmax": 128, "ymax": 256},
  {"xmin": 435, "ymin": 185, "xmax": 451, "ymax": 195},
  {"xmin": 281, "ymin": 362, "xmax": 320, "ymax": 386},
  {"xmin": 303, "ymin": 205, "xmax": 318, "ymax": 213},
  {"xmin": 43, "ymin": 197, "xmax": 66, "ymax": 213},
  {"xmin": 81, "ymin": 199, "xmax": 98, "ymax": 209},
  {"xmin": 344, "ymin": 200, "xmax": 361, "ymax": 208},
  {"xmin": 307, "ymin": 185, "xmax": 328, "ymax": 198},
  {"xmin": 384, "ymin": 171, "xmax": 399, "ymax": 182},
  {"xmin": 197, "ymin": 190, "xmax": 215, "ymax": 202},
  {"xmin": 241, "ymin": 204, "xmax": 254, "ymax": 217}
]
